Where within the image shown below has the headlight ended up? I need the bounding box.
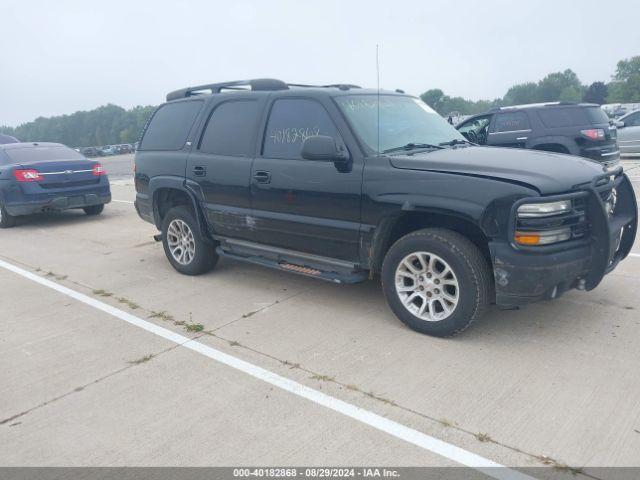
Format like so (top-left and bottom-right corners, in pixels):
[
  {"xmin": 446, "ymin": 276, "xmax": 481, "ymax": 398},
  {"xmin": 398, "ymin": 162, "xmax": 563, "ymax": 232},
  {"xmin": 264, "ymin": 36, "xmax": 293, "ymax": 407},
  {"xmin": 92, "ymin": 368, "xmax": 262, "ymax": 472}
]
[
  {"xmin": 517, "ymin": 200, "xmax": 571, "ymax": 218},
  {"xmin": 515, "ymin": 227, "xmax": 572, "ymax": 245}
]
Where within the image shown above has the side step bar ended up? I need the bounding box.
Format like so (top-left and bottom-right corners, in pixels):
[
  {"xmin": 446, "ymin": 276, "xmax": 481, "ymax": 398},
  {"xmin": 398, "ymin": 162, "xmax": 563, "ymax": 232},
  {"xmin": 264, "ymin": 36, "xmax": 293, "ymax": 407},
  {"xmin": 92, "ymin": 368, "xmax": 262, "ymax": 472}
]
[{"xmin": 216, "ymin": 238, "xmax": 368, "ymax": 284}]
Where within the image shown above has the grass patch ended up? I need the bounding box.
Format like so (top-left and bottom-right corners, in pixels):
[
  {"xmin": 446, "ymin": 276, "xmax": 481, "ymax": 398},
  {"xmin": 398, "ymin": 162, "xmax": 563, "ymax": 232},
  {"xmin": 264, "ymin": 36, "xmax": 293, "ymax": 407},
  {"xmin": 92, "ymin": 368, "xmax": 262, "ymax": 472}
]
[
  {"xmin": 185, "ymin": 323, "xmax": 204, "ymax": 332},
  {"xmin": 228, "ymin": 340, "xmax": 241, "ymax": 347},
  {"xmin": 149, "ymin": 310, "xmax": 174, "ymax": 322},
  {"xmin": 116, "ymin": 297, "xmax": 139, "ymax": 310},
  {"xmin": 282, "ymin": 360, "xmax": 300, "ymax": 369},
  {"xmin": 128, "ymin": 354, "xmax": 154, "ymax": 365},
  {"xmin": 439, "ymin": 418, "xmax": 455, "ymax": 428},
  {"xmin": 310, "ymin": 374, "xmax": 335, "ymax": 382},
  {"xmin": 92, "ymin": 289, "xmax": 113, "ymax": 297},
  {"xmin": 475, "ymin": 432, "xmax": 492, "ymax": 443}
]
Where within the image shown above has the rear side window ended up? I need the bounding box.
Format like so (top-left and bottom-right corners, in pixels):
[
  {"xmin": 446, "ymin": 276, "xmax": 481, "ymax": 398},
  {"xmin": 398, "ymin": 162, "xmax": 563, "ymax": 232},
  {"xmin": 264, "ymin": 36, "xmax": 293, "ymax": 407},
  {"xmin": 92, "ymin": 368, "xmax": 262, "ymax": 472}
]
[
  {"xmin": 263, "ymin": 98, "xmax": 341, "ymax": 159},
  {"xmin": 493, "ymin": 112, "xmax": 530, "ymax": 132},
  {"xmin": 199, "ymin": 100, "xmax": 260, "ymax": 156},
  {"xmin": 585, "ymin": 107, "xmax": 610, "ymax": 125},
  {"xmin": 140, "ymin": 101, "xmax": 202, "ymax": 151},
  {"xmin": 5, "ymin": 145, "xmax": 83, "ymax": 163},
  {"xmin": 537, "ymin": 107, "xmax": 602, "ymax": 128}
]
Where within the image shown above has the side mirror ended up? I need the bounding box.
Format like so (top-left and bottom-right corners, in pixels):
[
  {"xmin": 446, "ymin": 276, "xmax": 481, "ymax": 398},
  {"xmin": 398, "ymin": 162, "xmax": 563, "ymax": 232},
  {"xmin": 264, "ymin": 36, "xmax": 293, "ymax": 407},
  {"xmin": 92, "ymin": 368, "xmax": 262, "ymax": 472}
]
[
  {"xmin": 615, "ymin": 121, "xmax": 625, "ymax": 128},
  {"xmin": 301, "ymin": 135, "xmax": 348, "ymax": 162}
]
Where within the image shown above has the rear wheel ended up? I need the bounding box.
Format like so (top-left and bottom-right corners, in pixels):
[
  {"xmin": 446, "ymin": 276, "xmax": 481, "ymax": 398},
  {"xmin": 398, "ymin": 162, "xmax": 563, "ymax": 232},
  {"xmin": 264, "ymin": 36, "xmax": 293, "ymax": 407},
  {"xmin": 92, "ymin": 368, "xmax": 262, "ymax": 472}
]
[
  {"xmin": 161, "ymin": 206, "xmax": 218, "ymax": 275},
  {"xmin": 0, "ymin": 202, "xmax": 16, "ymax": 228},
  {"xmin": 83, "ymin": 204, "xmax": 104, "ymax": 216},
  {"xmin": 381, "ymin": 228, "xmax": 491, "ymax": 337}
]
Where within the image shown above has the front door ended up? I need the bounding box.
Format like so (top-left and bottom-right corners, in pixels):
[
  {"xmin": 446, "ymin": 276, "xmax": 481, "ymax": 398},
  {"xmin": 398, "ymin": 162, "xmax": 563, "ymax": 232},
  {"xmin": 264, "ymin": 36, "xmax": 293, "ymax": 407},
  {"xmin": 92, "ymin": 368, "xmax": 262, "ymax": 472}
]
[
  {"xmin": 618, "ymin": 111, "xmax": 640, "ymax": 156},
  {"xmin": 250, "ymin": 97, "xmax": 363, "ymax": 262},
  {"xmin": 486, "ymin": 111, "xmax": 531, "ymax": 148},
  {"xmin": 186, "ymin": 97, "xmax": 264, "ymax": 239}
]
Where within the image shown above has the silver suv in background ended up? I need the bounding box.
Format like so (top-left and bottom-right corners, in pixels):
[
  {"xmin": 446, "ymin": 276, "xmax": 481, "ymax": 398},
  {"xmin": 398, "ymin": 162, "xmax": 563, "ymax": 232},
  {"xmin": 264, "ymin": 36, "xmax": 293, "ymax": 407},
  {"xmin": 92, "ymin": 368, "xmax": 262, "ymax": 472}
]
[{"xmin": 616, "ymin": 110, "xmax": 640, "ymax": 157}]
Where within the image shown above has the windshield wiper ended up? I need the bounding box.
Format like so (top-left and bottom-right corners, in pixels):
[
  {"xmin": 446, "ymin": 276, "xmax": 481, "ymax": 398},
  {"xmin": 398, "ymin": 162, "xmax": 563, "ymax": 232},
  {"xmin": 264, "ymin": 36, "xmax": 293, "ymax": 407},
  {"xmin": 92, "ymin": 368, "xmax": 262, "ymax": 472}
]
[
  {"xmin": 439, "ymin": 138, "xmax": 472, "ymax": 147},
  {"xmin": 382, "ymin": 142, "xmax": 444, "ymax": 154}
]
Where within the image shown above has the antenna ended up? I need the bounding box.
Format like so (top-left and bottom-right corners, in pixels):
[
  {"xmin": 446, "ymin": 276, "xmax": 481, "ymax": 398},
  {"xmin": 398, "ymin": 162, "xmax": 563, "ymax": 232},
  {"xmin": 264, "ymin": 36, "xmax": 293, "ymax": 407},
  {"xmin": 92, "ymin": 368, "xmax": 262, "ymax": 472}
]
[{"xmin": 376, "ymin": 44, "xmax": 380, "ymax": 156}]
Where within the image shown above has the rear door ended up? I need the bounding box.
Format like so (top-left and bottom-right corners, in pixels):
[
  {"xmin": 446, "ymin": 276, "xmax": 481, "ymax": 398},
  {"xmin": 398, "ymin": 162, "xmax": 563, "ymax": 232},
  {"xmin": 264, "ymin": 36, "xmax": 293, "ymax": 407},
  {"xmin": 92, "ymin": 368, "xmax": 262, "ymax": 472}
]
[
  {"xmin": 249, "ymin": 97, "xmax": 363, "ymax": 262},
  {"xmin": 186, "ymin": 96, "xmax": 265, "ymax": 239},
  {"xmin": 135, "ymin": 100, "xmax": 204, "ymax": 200},
  {"xmin": 487, "ymin": 111, "xmax": 531, "ymax": 148}
]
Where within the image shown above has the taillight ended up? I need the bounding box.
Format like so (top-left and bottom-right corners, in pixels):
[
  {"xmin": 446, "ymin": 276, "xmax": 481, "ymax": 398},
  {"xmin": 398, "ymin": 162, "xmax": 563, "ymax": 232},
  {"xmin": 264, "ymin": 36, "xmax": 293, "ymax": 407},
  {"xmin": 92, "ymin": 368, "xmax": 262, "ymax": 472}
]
[
  {"xmin": 92, "ymin": 163, "xmax": 106, "ymax": 176},
  {"xmin": 580, "ymin": 128, "xmax": 605, "ymax": 140},
  {"xmin": 14, "ymin": 169, "xmax": 43, "ymax": 182}
]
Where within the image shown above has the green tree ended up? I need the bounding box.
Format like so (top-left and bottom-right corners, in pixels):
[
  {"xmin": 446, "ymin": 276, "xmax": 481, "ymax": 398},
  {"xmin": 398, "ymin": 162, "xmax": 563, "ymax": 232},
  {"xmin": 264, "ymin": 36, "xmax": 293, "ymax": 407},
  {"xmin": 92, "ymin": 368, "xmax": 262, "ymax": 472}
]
[
  {"xmin": 537, "ymin": 69, "xmax": 582, "ymax": 102},
  {"xmin": 607, "ymin": 56, "xmax": 640, "ymax": 103},
  {"xmin": 503, "ymin": 82, "xmax": 539, "ymax": 106},
  {"xmin": 420, "ymin": 89, "xmax": 445, "ymax": 112},
  {"xmin": 583, "ymin": 81, "xmax": 608, "ymax": 104},
  {"xmin": 0, "ymin": 104, "xmax": 156, "ymax": 147}
]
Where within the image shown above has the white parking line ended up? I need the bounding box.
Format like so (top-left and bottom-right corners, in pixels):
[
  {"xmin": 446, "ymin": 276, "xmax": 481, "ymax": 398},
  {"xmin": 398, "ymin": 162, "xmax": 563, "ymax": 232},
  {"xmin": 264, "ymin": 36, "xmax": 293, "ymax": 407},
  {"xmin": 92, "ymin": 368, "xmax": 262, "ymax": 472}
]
[
  {"xmin": 0, "ymin": 257, "xmax": 532, "ymax": 480},
  {"xmin": 630, "ymin": 253, "xmax": 640, "ymax": 258},
  {"xmin": 111, "ymin": 199, "xmax": 134, "ymax": 204}
]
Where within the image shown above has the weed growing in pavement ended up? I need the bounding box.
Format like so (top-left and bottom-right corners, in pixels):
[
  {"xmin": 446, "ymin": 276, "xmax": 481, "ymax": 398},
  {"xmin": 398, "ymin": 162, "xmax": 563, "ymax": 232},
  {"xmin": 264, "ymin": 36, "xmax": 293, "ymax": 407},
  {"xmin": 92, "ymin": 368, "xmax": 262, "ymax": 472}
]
[
  {"xmin": 185, "ymin": 323, "xmax": 204, "ymax": 332},
  {"xmin": 116, "ymin": 297, "xmax": 139, "ymax": 310},
  {"xmin": 92, "ymin": 289, "xmax": 113, "ymax": 297},
  {"xmin": 149, "ymin": 310, "xmax": 174, "ymax": 322},
  {"xmin": 128, "ymin": 354, "xmax": 154, "ymax": 365}
]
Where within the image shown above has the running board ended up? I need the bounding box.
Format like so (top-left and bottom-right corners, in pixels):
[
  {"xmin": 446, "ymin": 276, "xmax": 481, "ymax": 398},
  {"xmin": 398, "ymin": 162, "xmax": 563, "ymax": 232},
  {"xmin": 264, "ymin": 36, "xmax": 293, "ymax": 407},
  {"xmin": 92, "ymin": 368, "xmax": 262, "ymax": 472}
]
[{"xmin": 216, "ymin": 238, "xmax": 368, "ymax": 284}]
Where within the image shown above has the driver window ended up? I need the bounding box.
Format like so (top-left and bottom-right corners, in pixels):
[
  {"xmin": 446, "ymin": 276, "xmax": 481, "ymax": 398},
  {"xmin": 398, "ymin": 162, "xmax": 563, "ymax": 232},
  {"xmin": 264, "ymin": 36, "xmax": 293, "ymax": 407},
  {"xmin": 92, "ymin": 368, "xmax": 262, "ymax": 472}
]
[
  {"xmin": 626, "ymin": 113, "xmax": 640, "ymax": 127},
  {"xmin": 262, "ymin": 98, "xmax": 343, "ymax": 160},
  {"xmin": 458, "ymin": 116, "xmax": 491, "ymax": 144}
]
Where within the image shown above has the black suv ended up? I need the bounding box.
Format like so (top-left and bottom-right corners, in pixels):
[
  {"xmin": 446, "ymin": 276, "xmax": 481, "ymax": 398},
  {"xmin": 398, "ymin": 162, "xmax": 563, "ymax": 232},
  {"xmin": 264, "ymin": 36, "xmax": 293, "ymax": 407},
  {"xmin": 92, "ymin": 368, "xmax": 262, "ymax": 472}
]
[
  {"xmin": 456, "ymin": 102, "xmax": 620, "ymax": 166},
  {"xmin": 134, "ymin": 79, "xmax": 637, "ymax": 337}
]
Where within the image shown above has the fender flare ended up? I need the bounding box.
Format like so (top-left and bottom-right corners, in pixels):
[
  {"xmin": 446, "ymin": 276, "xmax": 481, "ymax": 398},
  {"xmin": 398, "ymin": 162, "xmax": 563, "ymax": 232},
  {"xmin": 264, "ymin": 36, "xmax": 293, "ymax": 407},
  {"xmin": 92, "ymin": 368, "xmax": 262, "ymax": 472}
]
[
  {"xmin": 367, "ymin": 201, "xmax": 489, "ymax": 274},
  {"xmin": 148, "ymin": 176, "xmax": 211, "ymax": 240}
]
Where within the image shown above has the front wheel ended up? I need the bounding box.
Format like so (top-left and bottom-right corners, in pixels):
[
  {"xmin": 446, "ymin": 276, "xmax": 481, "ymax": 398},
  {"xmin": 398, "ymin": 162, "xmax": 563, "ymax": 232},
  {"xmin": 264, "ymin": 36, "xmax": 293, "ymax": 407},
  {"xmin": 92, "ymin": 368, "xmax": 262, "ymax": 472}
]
[
  {"xmin": 161, "ymin": 206, "xmax": 218, "ymax": 275},
  {"xmin": 381, "ymin": 228, "xmax": 491, "ymax": 337}
]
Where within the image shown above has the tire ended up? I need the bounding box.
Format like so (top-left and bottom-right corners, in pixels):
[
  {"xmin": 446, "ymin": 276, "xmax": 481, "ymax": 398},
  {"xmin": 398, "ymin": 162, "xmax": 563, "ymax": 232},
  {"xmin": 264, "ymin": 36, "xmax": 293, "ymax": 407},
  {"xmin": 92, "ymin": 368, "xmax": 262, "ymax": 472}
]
[
  {"xmin": 381, "ymin": 228, "xmax": 491, "ymax": 337},
  {"xmin": 0, "ymin": 201, "xmax": 17, "ymax": 228},
  {"xmin": 161, "ymin": 205, "xmax": 218, "ymax": 275},
  {"xmin": 83, "ymin": 204, "xmax": 105, "ymax": 216}
]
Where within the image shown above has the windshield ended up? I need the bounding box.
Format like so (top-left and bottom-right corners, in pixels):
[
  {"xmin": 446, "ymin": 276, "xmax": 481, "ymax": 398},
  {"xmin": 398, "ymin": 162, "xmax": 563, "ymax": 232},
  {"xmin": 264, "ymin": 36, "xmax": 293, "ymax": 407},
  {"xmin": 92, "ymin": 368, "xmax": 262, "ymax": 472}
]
[{"xmin": 335, "ymin": 94, "xmax": 464, "ymax": 154}]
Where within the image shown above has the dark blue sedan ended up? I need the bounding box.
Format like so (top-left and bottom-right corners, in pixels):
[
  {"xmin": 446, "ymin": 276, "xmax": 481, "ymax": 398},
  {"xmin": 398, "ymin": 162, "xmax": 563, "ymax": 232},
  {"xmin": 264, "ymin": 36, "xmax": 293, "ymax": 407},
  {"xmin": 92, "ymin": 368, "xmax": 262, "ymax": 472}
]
[{"xmin": 0, "ymin": 142, "xmax": 111, "ymax": 228}]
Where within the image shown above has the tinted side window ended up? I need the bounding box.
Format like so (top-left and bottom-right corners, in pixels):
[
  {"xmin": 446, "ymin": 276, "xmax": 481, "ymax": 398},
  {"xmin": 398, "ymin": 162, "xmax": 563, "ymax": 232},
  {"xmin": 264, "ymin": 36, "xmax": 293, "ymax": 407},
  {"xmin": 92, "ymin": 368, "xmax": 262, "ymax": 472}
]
[
  {"xmin": 199, "ymin": 100, "xmax": 260, "ymax": 156},
  {"xmin": 263, "ymin": 99, "xmax": 341, "ymax": 159},
  {"xmin": 140, "ymin": 101, "xmax": 202, "ymax": 151},
  {"xmin": 537, "ymin": 108, "xmax": 590, "ymax": 128},
  {"xmin": 585, "ymin": 107, "xmax": 609, "ymax": 125},
  {"xmin": 494, "ymin": 112, "xmax": 530, "ymax": 132},
  {"xmin": 624, "ymin": 112, "xmax": 640, "ymax": 127}
]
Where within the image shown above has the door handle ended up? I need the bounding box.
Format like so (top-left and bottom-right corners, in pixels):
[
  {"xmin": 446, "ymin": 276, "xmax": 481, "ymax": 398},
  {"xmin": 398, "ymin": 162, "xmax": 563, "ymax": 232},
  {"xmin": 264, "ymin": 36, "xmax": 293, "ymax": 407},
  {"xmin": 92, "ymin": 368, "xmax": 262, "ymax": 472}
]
[
  {"xmin": 516, "ymin": 137, "xmax": 528, "ymax": 141},
  {"xmin": 193, "ymin": 165, "xmax": 206, "ymax": 177},
  {"xmin": 253, "ymin": 171, "xmax": 271, "ymax": 184}
]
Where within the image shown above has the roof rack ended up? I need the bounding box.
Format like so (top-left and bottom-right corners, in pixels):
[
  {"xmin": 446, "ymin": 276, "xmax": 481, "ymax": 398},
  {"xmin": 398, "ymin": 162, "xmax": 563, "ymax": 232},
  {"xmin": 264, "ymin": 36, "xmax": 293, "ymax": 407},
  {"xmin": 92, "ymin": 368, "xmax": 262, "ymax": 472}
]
[
  {"xmin": 492, "ymin": 101, "xmax": 583, "ymax": 112},
  {"xmin": 166, "ymin": 79, "xmax": 362, "ymax": 101}
]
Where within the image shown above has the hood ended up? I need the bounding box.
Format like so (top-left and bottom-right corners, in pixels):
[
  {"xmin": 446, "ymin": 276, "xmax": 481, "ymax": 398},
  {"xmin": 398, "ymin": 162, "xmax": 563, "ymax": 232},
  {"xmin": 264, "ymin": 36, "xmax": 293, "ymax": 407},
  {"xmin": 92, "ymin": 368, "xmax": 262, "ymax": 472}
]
[{"xmin": 389, "ymin": 146, "xmax": 606, "ymax": 195}]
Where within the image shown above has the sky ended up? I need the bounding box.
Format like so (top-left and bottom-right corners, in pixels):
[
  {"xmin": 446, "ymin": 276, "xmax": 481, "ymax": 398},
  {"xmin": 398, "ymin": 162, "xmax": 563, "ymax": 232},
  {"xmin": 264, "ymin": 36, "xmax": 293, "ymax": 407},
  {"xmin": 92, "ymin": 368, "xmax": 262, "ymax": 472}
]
[{"xmin": 1, "ymin": 0, "xmax": 639, "ymax": 126}]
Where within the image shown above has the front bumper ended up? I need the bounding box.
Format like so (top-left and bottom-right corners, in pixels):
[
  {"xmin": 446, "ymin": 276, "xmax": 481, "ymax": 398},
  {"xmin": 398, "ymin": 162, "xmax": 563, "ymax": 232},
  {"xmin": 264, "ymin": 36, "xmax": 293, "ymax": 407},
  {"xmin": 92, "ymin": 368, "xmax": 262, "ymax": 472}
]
[{"xmin": 490, "ymin": 169, "xmax": 637, "ymax": 306}]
